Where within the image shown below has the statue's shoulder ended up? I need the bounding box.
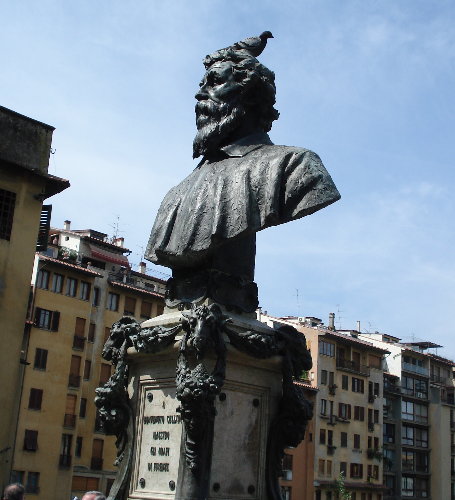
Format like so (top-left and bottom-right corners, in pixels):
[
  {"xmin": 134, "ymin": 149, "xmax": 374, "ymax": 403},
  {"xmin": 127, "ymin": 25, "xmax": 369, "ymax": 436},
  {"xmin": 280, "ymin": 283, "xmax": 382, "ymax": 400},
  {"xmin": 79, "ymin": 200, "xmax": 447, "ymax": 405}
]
[{"xmin": 258, "ymin": 143, "xmax": 323, "ymax": 162}]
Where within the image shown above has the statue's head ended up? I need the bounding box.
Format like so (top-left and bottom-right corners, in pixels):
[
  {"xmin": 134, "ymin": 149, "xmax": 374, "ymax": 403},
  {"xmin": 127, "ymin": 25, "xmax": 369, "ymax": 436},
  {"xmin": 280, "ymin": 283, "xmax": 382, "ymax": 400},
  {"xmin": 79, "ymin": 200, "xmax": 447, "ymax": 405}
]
[{"xmin": 193, "ymin": 46, "xmax": 279, "ymax": 158}]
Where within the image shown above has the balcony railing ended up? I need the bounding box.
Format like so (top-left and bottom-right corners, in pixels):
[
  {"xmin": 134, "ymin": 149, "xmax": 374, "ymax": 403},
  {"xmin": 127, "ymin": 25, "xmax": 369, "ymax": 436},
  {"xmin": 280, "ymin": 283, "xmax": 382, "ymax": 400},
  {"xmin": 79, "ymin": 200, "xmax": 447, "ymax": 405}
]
[
  {"xmin": 402, "ymin": 414, "xmax": 428, "ymax": 424},
  {"xmin": 68, "ymin": 374, "xmax": 81, "ymax": 388},
  {"xmin": 401, "ymin": 387, "xmax": 428, "ymax": 399},
  {"xmin": 336, "ymin": 358, "xmax": 370, "ymax": 376},
  {"xmin": 59, "ymin": 454, "xmax": 72, "ymax": 467},
  {"xmin": 72, "ymin": 335, "xmax": 86, "ymax": 350},
  {"xmin": 402, "ymin": 362, "xmax": 428, "ymax": 376},
  {"xmin": 63, "ymin": 413, "xmax": 76, "ymax": 428},
  {"xmin": 91, "ymin": 457, "xmax": 103, "ymax": 470}
]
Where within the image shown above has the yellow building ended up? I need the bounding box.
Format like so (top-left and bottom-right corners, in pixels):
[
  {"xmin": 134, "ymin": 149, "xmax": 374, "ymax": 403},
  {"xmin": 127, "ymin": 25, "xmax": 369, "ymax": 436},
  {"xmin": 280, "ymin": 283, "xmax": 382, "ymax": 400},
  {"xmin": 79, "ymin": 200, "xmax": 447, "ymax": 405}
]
[
  {"xmin": 10, "ymin": 221, "xmax": 165, "ymax": 499},
  {"xmin": 259, "ymin": 313, "xmax": 389, "ymax": 500},
  {"xmin": 0, "ymin": 105, "xmax": 69, "ymax": 488}
]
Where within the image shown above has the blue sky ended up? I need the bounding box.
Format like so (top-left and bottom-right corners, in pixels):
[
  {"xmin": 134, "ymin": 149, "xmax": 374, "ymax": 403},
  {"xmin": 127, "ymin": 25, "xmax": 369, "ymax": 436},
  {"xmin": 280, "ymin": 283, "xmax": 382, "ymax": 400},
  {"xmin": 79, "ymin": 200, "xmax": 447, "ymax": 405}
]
[{"xmin": 2, "ymin": 1, "xmax": 455, "ymax": 357}]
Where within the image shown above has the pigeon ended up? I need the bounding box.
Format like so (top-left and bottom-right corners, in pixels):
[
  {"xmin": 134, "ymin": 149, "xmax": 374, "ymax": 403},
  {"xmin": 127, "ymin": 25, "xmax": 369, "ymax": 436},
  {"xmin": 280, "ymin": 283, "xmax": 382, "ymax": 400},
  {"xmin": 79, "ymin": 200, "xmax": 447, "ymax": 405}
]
[{"xmin": 231, "ymin": 31, "xmax": 274, "ymax": 57}]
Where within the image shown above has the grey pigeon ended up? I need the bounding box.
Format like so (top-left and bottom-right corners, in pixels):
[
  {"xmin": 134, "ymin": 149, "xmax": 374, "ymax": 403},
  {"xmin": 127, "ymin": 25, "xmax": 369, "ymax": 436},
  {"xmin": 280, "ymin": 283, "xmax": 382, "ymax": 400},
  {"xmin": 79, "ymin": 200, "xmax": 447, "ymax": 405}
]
[{"xmin": 232, "ymin": 31, "xmax": 274, "ymax": 57}]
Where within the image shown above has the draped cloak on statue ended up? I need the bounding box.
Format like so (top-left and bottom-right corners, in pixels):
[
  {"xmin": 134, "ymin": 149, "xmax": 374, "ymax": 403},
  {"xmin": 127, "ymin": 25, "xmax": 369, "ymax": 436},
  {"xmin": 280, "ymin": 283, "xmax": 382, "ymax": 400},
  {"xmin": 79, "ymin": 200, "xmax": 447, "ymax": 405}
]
[{"xmin": 145, "ymin": 132, "xmax": 340, "ymax": 270}]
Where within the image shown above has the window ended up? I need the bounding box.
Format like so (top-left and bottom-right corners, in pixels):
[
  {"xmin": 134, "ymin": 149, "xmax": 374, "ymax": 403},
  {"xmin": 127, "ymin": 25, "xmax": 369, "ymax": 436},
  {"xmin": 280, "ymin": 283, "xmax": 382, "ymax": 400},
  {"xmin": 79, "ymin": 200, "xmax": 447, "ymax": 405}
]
[
  {"xmin": 107, "ymin": 292, "xmax": 119, "ymax": 311},
  {"xmin": 374, "ymin": 409, "xmax": 379, "ymax": 423},
  {"xmin": 338, "ymin": 403, "xmax": 351, "ymax": 420},
  {"xmin": 350, "ymin": 463, "xmax": 363, "ymax": 479},
  {"xmin": 91, "ymin": 439, "xmax": 104, "ymax": 470},
  {"xmin": 24, "ymin": 430, "xmax": 38, "ymax": 451},
  {"xmin": 157, "ymin": 303, "xmax": 164, "ymax": 315},
  {"xmin": 318, "ymin": 459, "xmax": 325, "ymax": 475},
  {"xmin": 36, "ymin": 269, "xmax": 50, "ymax": 289},
  {"xmin": 368, "ymin": 464, "xmax": 379, "ymax": 480},
  {"xmin": 34, "ymin": 348, "xmax": 48, "ymax": 370},
  {"xmin": 75, "ymin": 436, "xmax": 83, "ymax": 457},
  {"xmin": 80, "ymin": 281, "xmax": 91, "ymax": 301},
  {"xmin": 321, "ymin": 370, "xmax": 328, "ymax": 385},
  {"xmin": 353, "ymin": 434, "xmax": 361, "ymax": 449},
  {"xmin": 340, "ymin": 432, "xmax": 347, "ymax": 447},
  {"xmin": 34, "ymin": 308, "xmax": 60, "ymax": 331},
  {"xmin": 88, "ymin": 323, "xmax": 96, "ymax": 342},
  {"xmin": 320, "ymin": 399, "xmax": 327, "ymax": 416},
  {"xmin": 26, "ymin": 472, "xmax": 40, "ymax": 494},
  {"xmin": 66, "ymin": 278, "xmax": 78, "ymax": 297},
  {"xmin": 10, "ymin": 471, "xmax": 25, "ymax": 484},
  {"xmin": 69, "ymin": 355, "xmax": 81, "ymax": 388},
  {"xmin": 93, "ymin": 287, "xmax": 100, "ymax": 306},
  {"xmin": 52, "ymin": 273, "xmax": 64, "ymax": 293},
  {"xmin": 340, "ymin": 462, "xmax": 347, "ymax": 476},
  {"xmin": 83, "ymin": 360, "xmax": 91, "ymax": 380},
  {"xmin": 342, "ymin": 375, "xmax": 348, "ymax": 390},
  {"xmin": 327, "ymin": 430, "xmax": 333, "ymax": 446},
  {"xmin": 79, "ymin": 398, "xmax": 87, "ymax": 418},
  {"xmin": 0, "ymin": 188, "xmax": 16, "ymax": 240},
  {"xmin": 320, "ymin": 429, "xmax": 326, "ymax": 444},
  {"xmin": 124, "ymin": 296, "xmax": 136, "ymax": 316},
  {"xmin": 401, "ymin": 476, "xmax": 414, "ymax": 497},
  {"xmin": 354, "ymin": 406, "xmax": 365, "ymax": 421},
  {"xmin": 415, "ymin": 427, "xmax": 428, "ymax": 448},
  {"xmin": 60, "ymin": 434, "xmax": 72, "ymax": 466},
  {"xmin": 352, "ymin": 377, "xmax": 364, "ymax": 393},
  {"xmin": 100, "ymin": 364, "xmax": 111, "ymax": 385},
  {"xmin": 28, "ymin": 389, "xmax": 43, "ymax": 410},
  {"xmin": 319, "ymin": 340, "xmax": 335, "ymax": 357},
  {"xmin": 141, "ymin": 300, "xmax": 153, "ymax": 319},
  {"xmin": 384, "ymin": 423, "xmax": 395, "ymax": 444},
  {"xmin": 328, "ymin": 371, "xmax": 334, "ymax": 386}
]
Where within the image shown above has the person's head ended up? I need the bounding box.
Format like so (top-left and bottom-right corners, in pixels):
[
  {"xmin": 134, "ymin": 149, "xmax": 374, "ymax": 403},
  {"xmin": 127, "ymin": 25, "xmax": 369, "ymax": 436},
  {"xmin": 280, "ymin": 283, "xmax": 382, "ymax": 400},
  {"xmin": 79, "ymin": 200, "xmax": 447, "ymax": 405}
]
[
  {"xmin": 3, "ymin": 483, "xmax": 25, "ymax": 500},
  {"xmin": 193, "ymin": 47, "xmax": 279, "ymax": 159},
  {"xmin": 81, "ymin": 491, "xmax": 105, "ymax": 500}
]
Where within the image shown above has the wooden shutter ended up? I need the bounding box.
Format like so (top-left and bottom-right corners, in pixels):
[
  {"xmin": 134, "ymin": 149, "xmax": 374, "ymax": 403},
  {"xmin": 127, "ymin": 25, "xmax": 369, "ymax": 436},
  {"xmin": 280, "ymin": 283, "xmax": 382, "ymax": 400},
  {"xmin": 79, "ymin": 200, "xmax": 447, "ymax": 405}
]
[
  {"xmin": 75, "ymin": 317, "xmax": 86, "ymax": 336},
  {"xmin": 36, "ymin": 204, "xmax": 52, "ymax": 251},
  {"xmin": 92, "ymin": 438, "xmax": 104, "ymax": 458},
  {"xmin": 51, "ymin": 311, "xmax": 60, "ymax": 331},
  {"xmin": 88, "ymin": 323, "xmax": 96, "ymax": 342},
  {"xmin": 70, "ymin": 355, "xmax": 81, "ymax": 375},
  {"xmin": 66, "ymin": 394, "xmax": 77, "ymax": 415},
  {"xmin": 140, "ymin": 300, "xmax": 152, "ymax": 318},
  {"xmin": 100, "ymin": 364, "xmax": 111, "ymax": 384},
  {"xmin": 84, "ymin": 360, "xmax": 91, "ymax": 380},
  {"xmin": 124, "ymin": 297, "xmax": 136, "ymax": 315}
]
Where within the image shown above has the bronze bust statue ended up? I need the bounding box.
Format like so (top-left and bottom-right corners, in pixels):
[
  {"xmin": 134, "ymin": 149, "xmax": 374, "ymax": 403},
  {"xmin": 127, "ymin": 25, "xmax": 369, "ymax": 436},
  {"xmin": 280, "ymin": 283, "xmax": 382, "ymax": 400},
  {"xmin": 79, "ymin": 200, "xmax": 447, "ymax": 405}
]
[{"xmin": 146, "ymin": 34, "xmax": 340, "ymax": 312}]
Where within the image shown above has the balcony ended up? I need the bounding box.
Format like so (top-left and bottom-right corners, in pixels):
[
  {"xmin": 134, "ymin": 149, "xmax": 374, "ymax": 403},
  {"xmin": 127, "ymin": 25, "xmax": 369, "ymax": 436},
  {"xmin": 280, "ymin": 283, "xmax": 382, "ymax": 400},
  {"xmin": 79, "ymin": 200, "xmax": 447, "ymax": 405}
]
[
  {"xmin": 91, "ymin": 457, "xmax": 103, "ymax": 470},
  {"xmin": 368, "ymin": 422, "xmax": 375, "ymax": 432},
  {"xmin": 402, "ymin": 414, "xmax": 428, "ymax": 425},
  {"xmin": 336, "ymin": 358, "xmax": 370, "ymax": 376},
  {"xmin": 430, "ymin": 373, "xmax": 452, "ymax": 386},
  {"xmin": 68, "ymin": 374, "xmax": 81, "ymax": 388},
  {"xmin": 59, "ymin": 454, "xmax": 72, "ymax": 467},
  {"xmin": 401, "ymin": 387, "xmax": 428, "ymax": 400},
  {"xmin": 72, "ymin": 335, "xmax": 86, "ymax": 350},
  {"xmin": 327, "ymin": 444, "xmax": 336, "ymax": 456},
  {"xmin": 384, "ymin": 383, "xmax": 401, "ymax": 395},
  {"xmin": 63, "ymin": 413, "xmax": 76, "ymax": 428},
  {"xmin": 402, "ymin": 362, "xmax": 428, "ymax": 376}
]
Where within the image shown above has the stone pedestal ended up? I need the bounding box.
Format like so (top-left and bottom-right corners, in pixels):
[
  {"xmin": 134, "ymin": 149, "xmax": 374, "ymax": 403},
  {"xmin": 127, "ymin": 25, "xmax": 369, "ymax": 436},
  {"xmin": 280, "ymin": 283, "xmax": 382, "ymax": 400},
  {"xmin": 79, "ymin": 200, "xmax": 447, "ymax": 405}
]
[
  {"xmin": 127, "ymin": 310, "xmax": 282, "ymax": 500},
  {"xmin": 97, "ymin": 306, "xmax": 312, "ymax": 500}
]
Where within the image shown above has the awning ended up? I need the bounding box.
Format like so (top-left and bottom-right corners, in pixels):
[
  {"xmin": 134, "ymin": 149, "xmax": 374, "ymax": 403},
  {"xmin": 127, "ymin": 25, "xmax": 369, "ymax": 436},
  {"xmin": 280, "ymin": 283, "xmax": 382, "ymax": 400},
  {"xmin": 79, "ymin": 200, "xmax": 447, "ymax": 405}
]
[{"xmin": 89, "ymin": 245, "xmax": 130, "ymax": 268}]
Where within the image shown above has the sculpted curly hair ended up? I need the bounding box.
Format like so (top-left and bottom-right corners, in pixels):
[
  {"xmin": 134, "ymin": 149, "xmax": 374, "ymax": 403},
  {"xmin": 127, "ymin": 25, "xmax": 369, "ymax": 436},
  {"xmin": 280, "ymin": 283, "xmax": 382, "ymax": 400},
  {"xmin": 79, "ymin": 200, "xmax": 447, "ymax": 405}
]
[{"xmin": 203, "ymin": 48, "xmax": 279, "ymax": 132}]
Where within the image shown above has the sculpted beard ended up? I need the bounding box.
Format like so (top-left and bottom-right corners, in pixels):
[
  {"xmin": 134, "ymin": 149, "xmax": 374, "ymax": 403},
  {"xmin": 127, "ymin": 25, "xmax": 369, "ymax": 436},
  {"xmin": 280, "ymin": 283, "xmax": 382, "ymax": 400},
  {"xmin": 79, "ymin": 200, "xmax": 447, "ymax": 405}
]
[{"xmin": 193, "ymin": 99, "xmax": 246, "ymax": 158}]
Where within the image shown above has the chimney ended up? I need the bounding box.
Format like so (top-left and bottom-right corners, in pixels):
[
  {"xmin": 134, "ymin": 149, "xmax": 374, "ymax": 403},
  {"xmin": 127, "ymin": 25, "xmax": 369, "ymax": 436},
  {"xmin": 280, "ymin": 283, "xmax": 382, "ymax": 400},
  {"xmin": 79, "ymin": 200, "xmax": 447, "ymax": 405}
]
[
  {"xmin": 139, "ymin": 262, "xmax": 147, "ymax": 274},
  {"xmin": 356, "ymin": 320, "xmax": 361, "ymax": 332},
  {"xmin": 256, "ymin": 307, "xmax": 262, "ymax": 321},
  {"xmin": 328, "ymin": 312, "xmax": 335, "ymax": 330},
  {"xmin": 114, "ymin": 237, "xmax": 124, "ymax": 247},
  {"xmin": 63, "ymin": 220, "xmax": 71, "ymax": 230}
]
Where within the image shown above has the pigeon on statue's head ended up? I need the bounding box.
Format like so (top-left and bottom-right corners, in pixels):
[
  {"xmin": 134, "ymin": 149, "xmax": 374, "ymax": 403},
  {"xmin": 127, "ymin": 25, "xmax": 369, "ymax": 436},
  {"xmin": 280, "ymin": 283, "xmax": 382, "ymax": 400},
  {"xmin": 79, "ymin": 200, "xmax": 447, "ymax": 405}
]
[{"xmin": 232, "ymin": 31, "xmax": 274, "ymax": 57}]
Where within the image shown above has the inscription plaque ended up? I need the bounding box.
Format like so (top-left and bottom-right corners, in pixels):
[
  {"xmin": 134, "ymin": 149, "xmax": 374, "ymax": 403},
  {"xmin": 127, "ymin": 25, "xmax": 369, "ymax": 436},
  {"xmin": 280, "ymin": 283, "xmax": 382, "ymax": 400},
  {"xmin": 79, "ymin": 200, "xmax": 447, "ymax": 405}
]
[{"xmin": 131, "ymin": 380, "xmax": 182, "ymax": 499}]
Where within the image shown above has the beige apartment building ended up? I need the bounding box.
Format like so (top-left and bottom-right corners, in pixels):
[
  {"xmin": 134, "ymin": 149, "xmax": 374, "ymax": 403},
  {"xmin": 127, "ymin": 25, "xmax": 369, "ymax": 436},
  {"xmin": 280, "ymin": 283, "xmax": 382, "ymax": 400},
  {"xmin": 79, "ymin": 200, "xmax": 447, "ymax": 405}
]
[
  {"xmin": 9, "ymin": 221, "xmax": 165, "ymax": 499},
  {"xmin": 259, "ymin": 313, "xmax": 389, "ymax": 500},
  {"xmin": 0, "ymin": 106, "xmax": 69, "ymax": 488},
  {"xmin": 360, "ymin": 332, "xmax": 455, "ymax": 500}
]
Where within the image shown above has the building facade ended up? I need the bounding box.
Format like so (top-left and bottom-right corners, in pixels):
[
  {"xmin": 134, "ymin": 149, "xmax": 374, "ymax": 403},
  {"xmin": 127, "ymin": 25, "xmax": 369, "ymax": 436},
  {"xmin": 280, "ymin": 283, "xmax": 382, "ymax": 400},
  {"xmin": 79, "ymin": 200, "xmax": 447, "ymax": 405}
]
[
  {"xmin": 259, "ymin": 313, "xmax": 389, "ymax": 500},
  {"xmin": 360, "ymin": 333, "xmax": 455, "ymax": 500},
  {"xmin": 10, "ymin": 222, "xmax": 165, "ymax": 500},
  {"xmin": 0, "ymin": 106, "xmax": 69, "ymax": 487}
]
